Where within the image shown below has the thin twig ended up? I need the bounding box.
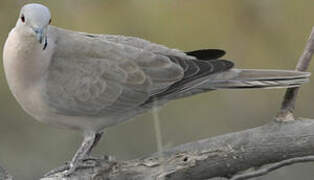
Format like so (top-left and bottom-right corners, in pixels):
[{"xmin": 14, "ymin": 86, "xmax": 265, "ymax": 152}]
[
  {"xmin": 230, "ymin": 156, "xmax": 314, "ymax": 180},
  {"xmin": 277, "ymin": 27, "xmax": 314, "ymax": 121},
  {"xmin": 152, "ymin": 102, "xmax": 164, "ymax": 154},
  {"xmin": 152, "ymin": 101, "xmax": 165, "ymax": 180}
]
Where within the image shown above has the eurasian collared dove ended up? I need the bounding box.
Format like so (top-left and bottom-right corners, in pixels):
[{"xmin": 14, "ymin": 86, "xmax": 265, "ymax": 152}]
[{"xmin": 3, "ymin": 3, "xmax": 311, "ymax": 175}]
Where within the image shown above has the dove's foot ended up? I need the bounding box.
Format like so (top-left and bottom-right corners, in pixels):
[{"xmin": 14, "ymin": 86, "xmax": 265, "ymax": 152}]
[
  {"xmin": 44, "ymin": 132, "xmax": 107, "ymax": 177},
  {"xmin": 64, "ymin": 157, "xmax": 98, "ymax": 176},
  {"xmin": 44, "ymin": 155, "xmax": 111, "ymax": 177},
  {"xmin": 44, "ymin": 162, "xmax": 70, "ymax": 177}
]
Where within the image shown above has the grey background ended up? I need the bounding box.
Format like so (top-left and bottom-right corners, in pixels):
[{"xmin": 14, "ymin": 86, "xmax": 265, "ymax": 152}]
[{"xmin": 0, "ymin": 0, "xmax": 313, "ymax": 179}]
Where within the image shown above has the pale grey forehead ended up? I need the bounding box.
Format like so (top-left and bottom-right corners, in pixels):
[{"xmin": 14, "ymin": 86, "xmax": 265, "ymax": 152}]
[{"xmin": 21, "ymin": 3, "xmax": 51, "ymax": 23}]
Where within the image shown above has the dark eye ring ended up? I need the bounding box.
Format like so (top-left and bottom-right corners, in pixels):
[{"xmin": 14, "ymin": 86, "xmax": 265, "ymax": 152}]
[{"xmin": 21, "ymin": 14, "xmax": 25, "ymax": 23}]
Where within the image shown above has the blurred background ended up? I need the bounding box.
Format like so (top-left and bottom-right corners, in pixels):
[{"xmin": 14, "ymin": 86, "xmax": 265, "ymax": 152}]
[{"xmin": 0, "ymin": 0, "xmax": 313, "ymax": 179}]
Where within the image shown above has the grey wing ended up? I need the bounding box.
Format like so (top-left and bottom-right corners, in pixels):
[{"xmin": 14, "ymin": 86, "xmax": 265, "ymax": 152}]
[
  {"xmin": 43, "ymin": 28, "xmax": 184, "ymax": 116},
  {"xmin": 44, "ymin": 27, "xmax": 233, "ymax": 116},
  {"xmin": 82, "ymin": 34, "xmax": 227, "ymax": 60},
  {"xmin": 79, "ymin": 33, "xmax": 188, "ymax": 58}
]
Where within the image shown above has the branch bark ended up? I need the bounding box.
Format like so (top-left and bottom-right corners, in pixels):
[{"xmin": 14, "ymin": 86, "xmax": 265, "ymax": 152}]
[
  {"xmin": 231, "ymin": 155, "xmax": 314, "ymax": 180},
  {"xmin": 41, "ymin": 119, "xmax": 314, "ymax": 180},
  {"xmin": 277, "ymin": 26, "xmax": 314, "ymax": 121}
]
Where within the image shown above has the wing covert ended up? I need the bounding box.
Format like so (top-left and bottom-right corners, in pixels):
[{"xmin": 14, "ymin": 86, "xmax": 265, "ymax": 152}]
[
  {"xmin": 44, "ymin": 27, "xmax": 232, "ymax": 116},
  {"xmin": 43, "ymin": 27, "xmax": 184, "ymax": 116}
]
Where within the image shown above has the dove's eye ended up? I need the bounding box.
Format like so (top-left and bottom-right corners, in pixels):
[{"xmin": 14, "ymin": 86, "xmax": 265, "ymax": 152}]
[
  {"xmin": 49, "ymin": 19, "xmax": 51, "ymax": 24},
  {"xmin": 21, "ymin": 14, "xmax": 25, "ymax": 23}
]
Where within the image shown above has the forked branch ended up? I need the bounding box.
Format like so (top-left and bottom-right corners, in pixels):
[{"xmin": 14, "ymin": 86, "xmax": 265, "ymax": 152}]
[{"xmin": 277, "ymin": 27, "xmax": 314, "ymax": 121}]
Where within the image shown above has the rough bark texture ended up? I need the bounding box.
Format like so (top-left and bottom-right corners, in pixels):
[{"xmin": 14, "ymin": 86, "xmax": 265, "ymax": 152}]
[
  {"xmin": 40, "ymin": 118, "xmax": 314, "ymax": 180},
  {"xmin": 277, "ymin": 26, "xmax": 314, "ymax": 121}
]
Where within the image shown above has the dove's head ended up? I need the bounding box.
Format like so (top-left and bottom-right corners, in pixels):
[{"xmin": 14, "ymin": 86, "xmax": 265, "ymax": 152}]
[{"xmin": 16, "ymin": 3, "xmax": 51, "ymax": 46}]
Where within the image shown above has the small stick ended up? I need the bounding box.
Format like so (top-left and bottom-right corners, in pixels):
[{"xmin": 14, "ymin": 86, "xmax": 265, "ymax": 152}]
[
  {"xmin": 231, "ymin": 156, "xmax": 314, "ymax": 180},
  {"xmin": 277, "ymin": 27, "xmax": 314, "ymax": 121}
]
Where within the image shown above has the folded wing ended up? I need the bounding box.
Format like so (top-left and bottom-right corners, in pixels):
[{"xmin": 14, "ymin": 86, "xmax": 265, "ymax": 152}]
[{"xmin": 43, "ymin": 27, "xmax": 232, "ymax": 116}]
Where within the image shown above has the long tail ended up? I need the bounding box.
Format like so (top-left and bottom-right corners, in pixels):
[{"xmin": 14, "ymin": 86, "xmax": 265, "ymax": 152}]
[
  {"xmin": 207, "ymin": 69, "xmax": 311, "ymax": 89},
  {"xmin": 156, "ymin": 69, "xmax": 310, "ymax": 101}
]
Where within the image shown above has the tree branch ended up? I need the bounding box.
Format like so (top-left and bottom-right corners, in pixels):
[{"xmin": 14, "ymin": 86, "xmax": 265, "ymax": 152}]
[
  {"xmin": 277, "ymin": 27, "xmax": 314, "ymax": 121},
  {"xmin": 231, "ymin": 155, "xmax": 314, "ymax": 180},
  {"xmin": 41, "ymin": 119, "xmax": 314, "ymax": 180}
]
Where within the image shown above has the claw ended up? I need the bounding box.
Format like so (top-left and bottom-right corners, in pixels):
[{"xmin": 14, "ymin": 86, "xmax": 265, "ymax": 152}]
[
  {"xmin": 44, "ymin": 157, "xmax": 101, "ymax": 177},
  {"xmin": 44, "ymin": 132, "xmax": 106, "ymax": 177},
  {"xmin": 44, "ymin": 162, "xmax": 70, "ymax": 177},
  {"xmin": 64, "ymin": 159, "xmax": 98, "ymax": 176}
]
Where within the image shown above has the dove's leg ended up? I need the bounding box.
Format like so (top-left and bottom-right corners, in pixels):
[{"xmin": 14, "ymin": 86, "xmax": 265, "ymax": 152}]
[
  {"xmin": 44, "ymin": 132, "xmax": 105, "ymax": 177},
  {"xmin": 44, "ymin": 132, "xmax": 97, "ymax": 177},
  {"xmin": 44, "ymin": 131, "xmax": 105, "ymax": 177},
  {"xmin": 65, "ymin": 131, "xmax": 99, "ymax": 175},
  {"xmin": 87, "ymin": 131, "xmax": 104, "ymax": 155}
]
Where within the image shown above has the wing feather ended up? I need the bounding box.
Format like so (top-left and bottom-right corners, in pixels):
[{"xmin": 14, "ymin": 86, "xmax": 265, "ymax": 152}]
[
  {"xmin": 43, "ymin": 27, "xmax": 184, "ymax": 116},
  {"xmin": 44, "ymin": 27, "xmax": 233, "ymax": 116},
  {"xmin": 79, "ymin": 33, "xmax": 188, "ymax": 58}
]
